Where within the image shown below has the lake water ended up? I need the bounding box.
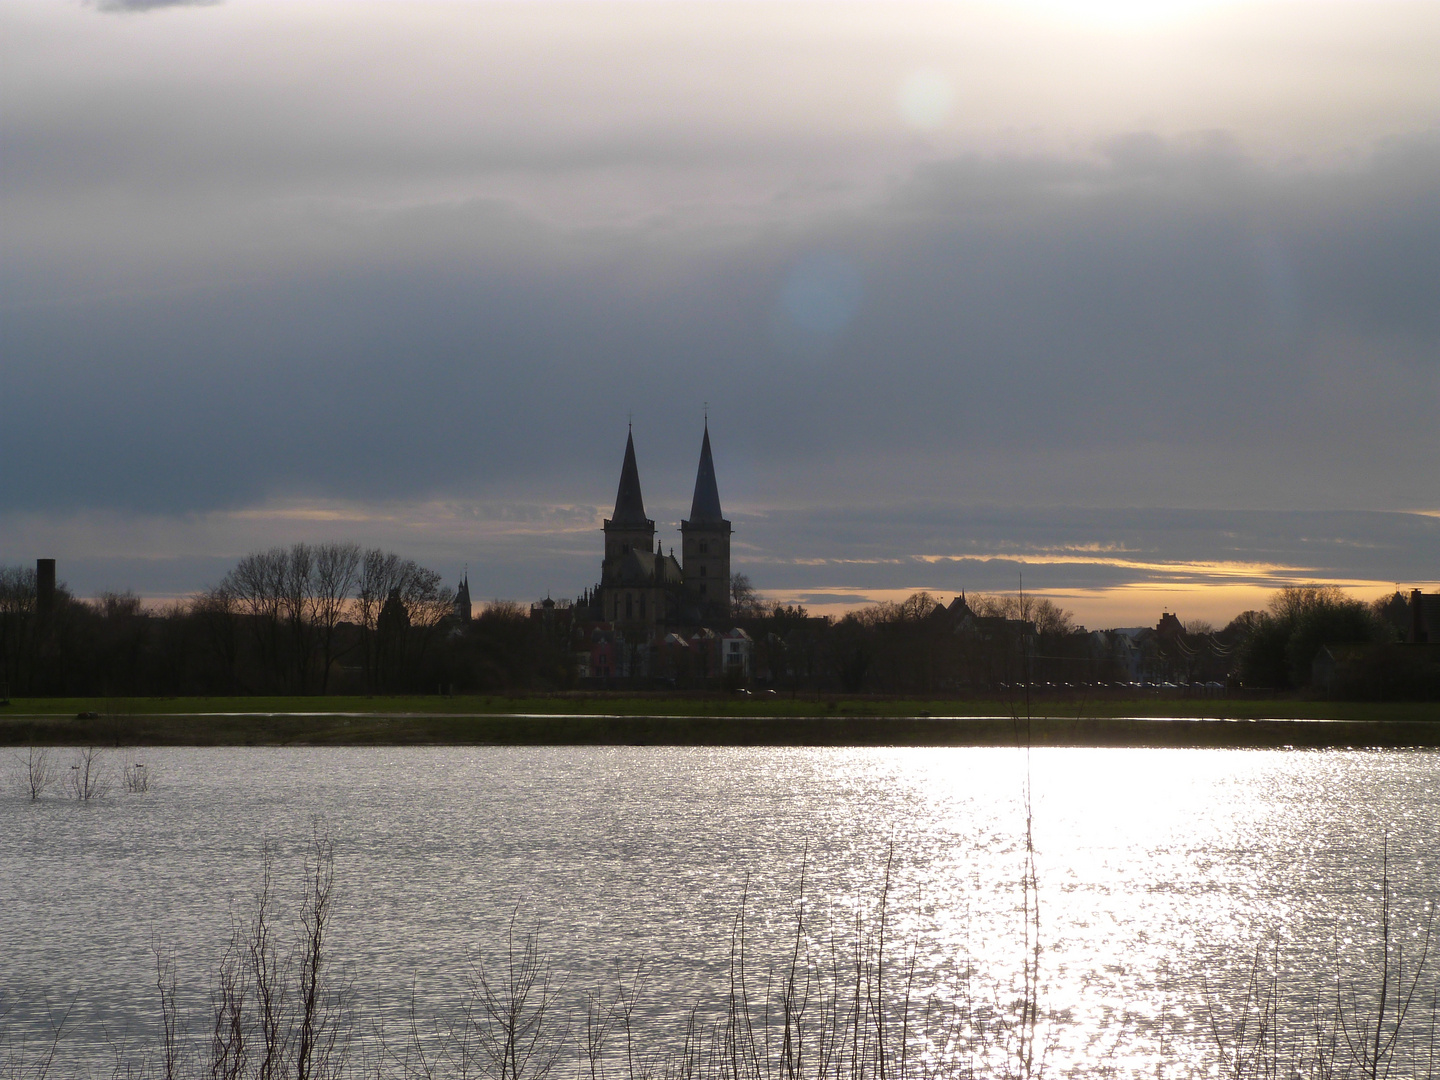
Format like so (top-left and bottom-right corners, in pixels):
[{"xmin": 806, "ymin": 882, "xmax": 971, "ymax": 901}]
[{"xmin": 2, "ymin": 745, "xmax": 1438, "ymax": 1077}]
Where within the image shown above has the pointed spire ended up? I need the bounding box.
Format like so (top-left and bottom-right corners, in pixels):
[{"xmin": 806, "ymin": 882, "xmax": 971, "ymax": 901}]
[
  {"xmin": 688, "ymin": 420, "xmax": 725, "ymax": 523},
  {"xmin": 611, "ymin": 428, "xmax": 649, "ymax": 526}
]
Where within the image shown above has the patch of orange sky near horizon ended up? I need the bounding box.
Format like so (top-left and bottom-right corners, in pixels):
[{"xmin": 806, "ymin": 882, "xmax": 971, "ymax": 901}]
[
  {"xmin": 768, "ymin": 580, "xmax": 1425, "ymax": 630},
  {"xmin": 116, "ymin": 574, "xmax": 1434, "ymax": 629}
]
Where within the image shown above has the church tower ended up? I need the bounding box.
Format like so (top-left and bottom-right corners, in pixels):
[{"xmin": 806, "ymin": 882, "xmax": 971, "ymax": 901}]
[
  {"xmin": 604, "ymin": 426, "xmax": 656, "ymax": 562},
  {"xmin": 681, "ymin": 421, "xmax": 732, "ymax": 620},
  {"xmin": 598, "ymin": 427, "xmax": 683, "ymax": 631}
]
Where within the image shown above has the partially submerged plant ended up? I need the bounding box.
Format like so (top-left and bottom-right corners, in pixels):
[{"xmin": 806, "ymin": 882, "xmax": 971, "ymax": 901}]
[
  {"xmin": 12, "ymin": 746, "xmax": 55, "ymax": 801},
  {"xmin": 66, "ymin": 746, "xmax": 110, "ymax": 801},
  {"xmin": 123, "ymin": 759, "xmax": 150, "ymax": 794}
]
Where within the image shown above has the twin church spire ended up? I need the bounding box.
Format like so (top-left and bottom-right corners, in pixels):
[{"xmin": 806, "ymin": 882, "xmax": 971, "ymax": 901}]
[
  {"xmin": 609, "ymin": 422, "xmax": 726, "ymax": 529},
  {"xmin": 601, "ymin": 421, "xmax": 732, "ymax": 624}
]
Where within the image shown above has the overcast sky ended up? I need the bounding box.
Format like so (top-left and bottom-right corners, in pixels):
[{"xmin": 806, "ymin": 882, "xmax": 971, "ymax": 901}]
[{"xmin": 2, "ymin": 0, "xmax": 1437, "ymax": 625}]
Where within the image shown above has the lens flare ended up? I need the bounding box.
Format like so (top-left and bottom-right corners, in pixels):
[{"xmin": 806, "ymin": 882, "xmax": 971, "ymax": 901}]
[
  {"xmin": 897, "ymin": 68, "xmax": 954, "ymax": 131},
  {"xmin": 779, "ymin": 255, "xmax": 863, "ymax": 341}
]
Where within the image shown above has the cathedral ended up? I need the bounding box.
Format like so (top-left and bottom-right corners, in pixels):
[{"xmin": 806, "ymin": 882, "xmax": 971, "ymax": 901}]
[{"xmin": 578, "ymin": 423, "xmax": 733, "ymax": 629}]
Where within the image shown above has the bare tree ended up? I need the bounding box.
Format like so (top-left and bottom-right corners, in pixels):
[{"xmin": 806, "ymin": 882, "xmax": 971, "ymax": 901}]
[
  {"xmin": 484, "ymin": 599, "xmax": 526, "ymax": 620},
  {"xmin": 154, "ymin": 945, "xmax": 182, "ymax": 1080},
  {"xmin": 1335, "ymin": 840, "xmax": 1434, "ymax": 1078},
  {"xmin": 67, "ymin": 746, "xmax": 110, "ymax": 801},
  {"xmin": 310, "ymin": 543, "xmax": 361, "ymax": 695},
  {"xmin": 205, "ymin": 913, "xmax": 250, "ymax": 1080},
  {"xmin": 95, "ymin": 591, "xmax": 143, "ymax": 619},
  {"xmin": 730, "ymin": 574, "xmax": 767, "ymax": 620},
  {"xmin": 225, "ymin": 549, "xmax": 289, "ymax": 692},
  {"xmin": 897, "ymin": 591, "xmax": 940, "ymax": 620},
  {"xmin": 356, "ymin": 550, "xmax": 403, "ymax": 631},
  {"xmin": 400, "ymin": 565, "xmax": 452, "ymax": 634},
  {"xmin": 470, "ymin": 918, "xmax": 566, "ymax": 1080},
  {"xmin": 355, "ymin": 550, "xmax": 453, "ymax": 692},
  {"xmin": 0, "ymin": 992, "xmax": 73, "ymax": 1080},
  {"xmin": 192, "ymin": 584, "xmax": 242, "ymax": 694},
  {"xmin": 295, "ymin": 827, "xmax": 343, "ymax": 1080},
  {"xmin": 282, "ymin": 544, "xmax": 317, "ymax": 694},
  {"xmin": 396, "ymin": 565, "xmax": 453, "ymax": 693},
  {"xmin": 970, "ymin": 593, "xmax": 1075, "ymax": 635},
  {"xmin": 0, "ymin": 565, "xmax": 38, "ymax": 699},
  {"xmin": 122, "ymin": 758, "xmax": 150, "ymax": 794},
  {"xmin": 356, "ymin": 550, "xmax": 405, "ymax": 693},
  {"xmin": 14, "ymin": 746, "xmax": 56, "ymax": 801},
  {"xmin": 250, "ymin": 844, "xmax": 289, "ymax": 1080}
]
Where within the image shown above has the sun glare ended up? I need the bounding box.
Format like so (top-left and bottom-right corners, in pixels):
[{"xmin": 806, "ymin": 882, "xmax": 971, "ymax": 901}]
[{"xmin": 1017, "ymin": 0, "xmax": 1223, "ymax": 30}]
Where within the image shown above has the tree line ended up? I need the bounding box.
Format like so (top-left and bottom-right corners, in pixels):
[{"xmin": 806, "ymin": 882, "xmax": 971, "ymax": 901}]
[
  {"xmin": 1, "ymin": 553, "xmax": 1433, "ymax": 698},
  {"xmin": 1233, "ymin": 584, "xmax": 1435, "ymax": 695},
  {"xmin": 208, "ymin": 543, "xmax": 454, "ymax": 694},
  {"xmin": 1, "ymin": 545, "xmax": 458, "ymax": 696},
  {"xmin": 739, "ymin": 582, "xmax": 1433, "ymax": 698}
]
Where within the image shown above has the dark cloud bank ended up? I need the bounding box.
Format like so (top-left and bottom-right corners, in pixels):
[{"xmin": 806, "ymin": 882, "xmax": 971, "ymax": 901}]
[{"xmin": 3, "ymin": 127, "xmax": 1438, "ymax": 604}]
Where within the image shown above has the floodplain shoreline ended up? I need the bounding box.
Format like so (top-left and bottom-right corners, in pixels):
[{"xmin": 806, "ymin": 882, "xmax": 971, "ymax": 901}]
[{"xmin": 1, "ymin": 693, "xmax": 1437, "ymax": 747}]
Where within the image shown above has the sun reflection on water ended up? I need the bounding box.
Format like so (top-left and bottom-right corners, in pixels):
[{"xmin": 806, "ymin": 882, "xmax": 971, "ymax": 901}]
[{"xmin": 2, "ymin": 746, "xmax": 1437, "ymax": 1076}]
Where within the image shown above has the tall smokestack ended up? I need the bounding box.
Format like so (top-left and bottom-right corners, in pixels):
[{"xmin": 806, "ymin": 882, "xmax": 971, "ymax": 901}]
[
  {"xmin": 36, "ymin": 559, "xmax": 56, "ymax": 614},
  {"xmin": 1415, "ymin": 589, "xmax": 1428, "ymax": 644}
]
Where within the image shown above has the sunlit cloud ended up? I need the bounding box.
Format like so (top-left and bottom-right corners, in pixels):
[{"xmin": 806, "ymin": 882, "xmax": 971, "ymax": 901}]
[{"xmin": 915, "ymin": 553, "xmax": 1306, "ymax": 584}]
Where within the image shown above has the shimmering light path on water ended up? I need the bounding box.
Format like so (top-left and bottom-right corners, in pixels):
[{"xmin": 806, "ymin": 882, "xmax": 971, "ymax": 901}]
[{"xmin": 2, "ymin": 747, "xmax": 1437, "ymax": 1076}]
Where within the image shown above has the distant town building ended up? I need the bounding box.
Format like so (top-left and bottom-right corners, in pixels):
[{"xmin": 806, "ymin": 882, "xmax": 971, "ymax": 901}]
[
  {"xmin": 720, "ymin": 627, "xmax": 753, "ymax": 680},
  {"xmin": 584, "ymin": 422, "xmax": 733, "ymax": 631},
  {"xmin": 36, "ymin": 558, "xmax": 56, "ymax": 614},
  {"xmin": 1412, "ymin": 589, "xmax": 1440, "ymax": 644},
  {"xmin": 1155, "ymin": 611, "xmax": 1184, "ymax": 639}
]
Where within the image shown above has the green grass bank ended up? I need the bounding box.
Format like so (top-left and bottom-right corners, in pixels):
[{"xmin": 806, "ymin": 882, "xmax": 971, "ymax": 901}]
[
  {"xmin": 5, "ymin": 692, "xmax": 1440, "ymax": 720},
  {"xmin": 1, "ymin": 693, "xmax": 1437, "ymax": 746}
]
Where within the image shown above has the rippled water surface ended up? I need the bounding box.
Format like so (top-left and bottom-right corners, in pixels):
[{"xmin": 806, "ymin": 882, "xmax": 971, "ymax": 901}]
[{"xmin": 3, "ymin": 746, "xmax": 1438, "ymax": 1076}]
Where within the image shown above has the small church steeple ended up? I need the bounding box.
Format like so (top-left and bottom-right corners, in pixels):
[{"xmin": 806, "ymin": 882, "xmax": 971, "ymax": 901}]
[{"xmin": 454, "ymin": 569, "xmax": 472, "ymax": 623}]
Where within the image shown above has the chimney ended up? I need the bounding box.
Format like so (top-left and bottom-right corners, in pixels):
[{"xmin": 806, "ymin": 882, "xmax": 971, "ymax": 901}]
[
  {"xmin": 1414, "ymin": 589, "xmax": 1428, "ymax": 644},
  {"xmin": 37, "ymin": 559, "xmax": 56, "ymax": 614}
]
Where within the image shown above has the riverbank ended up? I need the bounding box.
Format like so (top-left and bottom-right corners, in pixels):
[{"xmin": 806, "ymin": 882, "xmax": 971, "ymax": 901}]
[
  {"xmin": 1, "ymin": 693, "xmax": 1437, "ymax": 746},
  {"xmin": 5, "ymin": 691, "xmax": 1439, "ymax": 720}
]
